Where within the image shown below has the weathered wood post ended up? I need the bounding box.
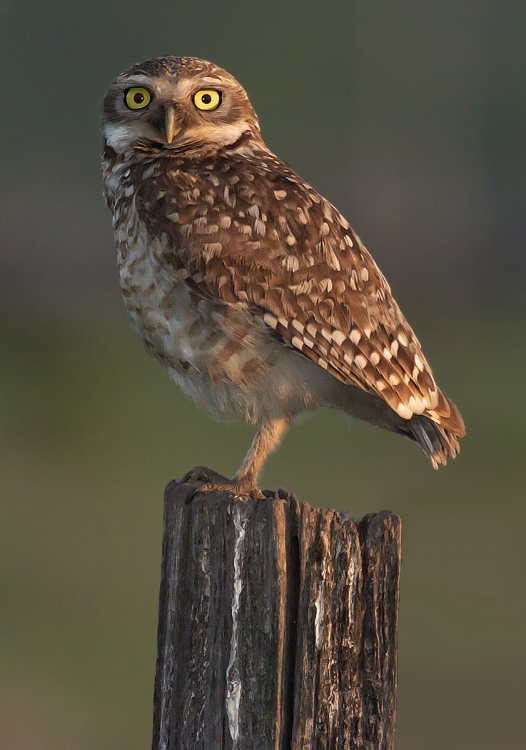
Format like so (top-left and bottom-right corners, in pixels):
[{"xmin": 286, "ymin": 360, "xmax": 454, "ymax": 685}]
[{"xmin": 152, "ymin": 479, "xmax": 401, "ymax": 750}]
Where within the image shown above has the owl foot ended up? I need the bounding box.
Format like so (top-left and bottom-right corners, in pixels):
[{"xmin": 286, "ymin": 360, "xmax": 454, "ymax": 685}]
[
  {"xmin": 191, "ymin": 481, "xmax": 265, "ymax": 500},
  {"xmin": 181, "ymin": 466, "xmax": 265, "ymax": 501}
]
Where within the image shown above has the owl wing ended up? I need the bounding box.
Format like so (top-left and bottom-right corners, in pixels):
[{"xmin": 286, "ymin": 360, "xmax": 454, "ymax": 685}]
[{"xmin": 147, "ymin": 152, "xmax": 465, "ymax": 437}]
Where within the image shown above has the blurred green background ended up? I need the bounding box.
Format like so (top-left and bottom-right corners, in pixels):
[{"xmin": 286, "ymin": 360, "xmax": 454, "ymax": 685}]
[{"xmin": 1, "ymin": 1, "xmax": 525, "ymax": 748}]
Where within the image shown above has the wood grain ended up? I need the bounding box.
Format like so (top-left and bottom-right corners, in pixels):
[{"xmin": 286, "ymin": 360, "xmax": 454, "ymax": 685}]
[{"xmin": 152, "ymin": 480, "xmax": 401, "ymax": 750}]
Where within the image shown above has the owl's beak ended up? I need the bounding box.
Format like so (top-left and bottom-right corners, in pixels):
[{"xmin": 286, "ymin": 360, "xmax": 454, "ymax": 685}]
[{"xmin": 164, "ymin": 105, "xmax": 182, "ymax": 144}]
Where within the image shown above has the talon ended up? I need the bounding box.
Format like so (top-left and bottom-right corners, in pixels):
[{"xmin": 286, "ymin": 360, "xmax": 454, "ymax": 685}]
[
  {"xmin": 244, "ymin": 486, "xmax": 265, "ymax": 500},
  {"xmin": 184, "ymin": 479, "xmax": 237, "ymax": 503},
  {"xmin": 180, "ymin": 464, "xmax": 266, "ymax": 500},
  {"xmin": 187, "ymin": 480, "xmax": 264, "ymax": 500}
]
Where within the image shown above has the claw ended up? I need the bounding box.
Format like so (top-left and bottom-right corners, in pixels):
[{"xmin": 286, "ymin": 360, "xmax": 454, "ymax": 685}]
[
  {"xmin": 185, "ymin": 482, "xmax": 236, "ymax": 503},
  {"xmin": 181, "ymin": 467, "xmax": 265, "ymax": 501},
  {"xmin": 188, "ymin": 482, "xmax": 265, "ymax": 501}
]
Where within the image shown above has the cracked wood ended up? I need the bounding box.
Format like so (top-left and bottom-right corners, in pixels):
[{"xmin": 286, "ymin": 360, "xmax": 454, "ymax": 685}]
[{"xmin": 152, "ymin": 480, "xmax": 401, "ymax": 750}]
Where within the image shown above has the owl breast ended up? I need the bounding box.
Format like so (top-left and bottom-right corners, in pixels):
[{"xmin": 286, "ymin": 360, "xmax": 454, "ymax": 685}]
[
  {"xmin": 113, "ymin": 194, "xmax": 328, "ymax": 424},
  {"xmin": 117, "ymin": 216, "xmax": 202, "ymax": 374}
]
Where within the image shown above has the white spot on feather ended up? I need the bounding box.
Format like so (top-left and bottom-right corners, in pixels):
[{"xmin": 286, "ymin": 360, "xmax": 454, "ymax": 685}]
[
  {"xmin": 292, "ymin": 336, "xmax": 304, "ymax": 350},
  {"xmin": 284, "ymin": 255, "xmax": 299, "ymax": 272},
  {"xmin": 263, "ymin": 313, "xmax": 278, "ymax": 330},
  {"xmin": 396, "ymin": 403, "xmax": 413, "ymax": 419},
  {"xmin": 355, "ymin": 354, "xmax": 367, "ymax": 370},
  {"xmin": 350, "ymin": 329, "xmax": 361, "ymax": 345},
  {"xmin": 202, "ymin": 242, "xmax": 222, "ymax": 259},
  {"xmin": 407, "ymin": 395, "xmax": 426, "ymax": 414},
  {"xmin": 331, "ymin": 329, "xmax": 346, "ymax": 346},
  {"xmin": 319, "ymin": 278, "xmax": 333, "ymax": 293}
]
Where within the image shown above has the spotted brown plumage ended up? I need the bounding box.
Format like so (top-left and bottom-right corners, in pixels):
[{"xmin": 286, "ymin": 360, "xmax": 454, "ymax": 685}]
[{"xmin": 101, "ymin": 56, "xmax": 465, "ymax": 496}]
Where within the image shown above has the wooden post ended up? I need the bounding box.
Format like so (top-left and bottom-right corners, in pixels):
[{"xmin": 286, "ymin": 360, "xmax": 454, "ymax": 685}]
[{"xmin": 152, "ymin": 479, "xmax": 401, "ymax": 750}]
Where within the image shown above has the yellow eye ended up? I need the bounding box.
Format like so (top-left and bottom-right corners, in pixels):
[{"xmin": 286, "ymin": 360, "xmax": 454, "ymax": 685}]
[
  {"xmin": 193, "ymin": 89, "xmax": 221, "ymax": 111},
  {"xmin": 125, "ymin": 87, "xmax": 152, "ymax": 110}
]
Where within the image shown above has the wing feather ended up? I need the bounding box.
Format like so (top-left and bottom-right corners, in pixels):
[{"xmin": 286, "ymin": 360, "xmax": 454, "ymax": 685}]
[{"xmin": 141, "ymin": 148, "xmax": 465, "ymax": 437}]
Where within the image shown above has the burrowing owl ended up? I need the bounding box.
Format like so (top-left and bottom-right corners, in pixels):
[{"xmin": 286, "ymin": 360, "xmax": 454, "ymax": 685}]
[{"xmin": 101, "ymin": 56, "xmax": 465, "ymax": 497}]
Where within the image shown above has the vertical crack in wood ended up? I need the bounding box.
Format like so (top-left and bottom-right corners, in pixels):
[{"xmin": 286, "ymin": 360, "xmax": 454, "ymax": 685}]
[
  {"xmin": 281, "ymin": 516, "xmax": 300, "ymax": 750},
  {"xmin": 335, "ymin": 519, "xmax": 362, "ymax": 750},
  {"xmin": 152, "ymin": 481, "xmax": 183, "ymax": 750},
  {"xmin": 152, "ymin": 484, "xmax": 400, "ymax": 750},
  {"xmin": 225, "ymin": 505, "xmax": 248, "ymax": 748},
  {"xmin": 357, "ymin": 513, "xmax": 401, "ymax": 750},
  {"xmin": 314, "ymin": 533, "xmax": 327, "ymax": 652},
  {"xmin": 311, "ymin": 513, "xmax": 331, "ymax": 748}
]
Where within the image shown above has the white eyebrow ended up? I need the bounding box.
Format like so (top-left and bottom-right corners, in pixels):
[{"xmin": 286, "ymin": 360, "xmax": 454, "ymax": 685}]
[
  {"xmin": 116, "ymin": 74, "xmax": 153, "ymax": 87},
  {"xmin": 199, "ymin": 76, "xmax": 225, "ymax": 85}
]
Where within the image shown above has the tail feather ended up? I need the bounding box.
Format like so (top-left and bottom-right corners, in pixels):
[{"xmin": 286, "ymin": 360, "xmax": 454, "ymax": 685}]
[
  {"xmin": 337, "ymin": 382, "xmax": 464, "ymax": 468},
  {"xmin": 426, "ymin": 391, "xmax": 466, "ymax": 438},
  {"xmin": 407, "ymin": 413, "xmax": 461, "ymax": 469}
]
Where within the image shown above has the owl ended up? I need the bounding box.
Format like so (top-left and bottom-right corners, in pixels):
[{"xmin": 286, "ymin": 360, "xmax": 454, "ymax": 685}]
[{"xmin": 101, "ymin": 56, "xmax": 465, "ymax": 498}]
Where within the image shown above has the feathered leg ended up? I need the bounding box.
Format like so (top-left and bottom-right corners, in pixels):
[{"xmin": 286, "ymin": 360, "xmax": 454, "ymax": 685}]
[{"xmin": 182, "ymin": 417, "xmax": 290, "ymax": 498}]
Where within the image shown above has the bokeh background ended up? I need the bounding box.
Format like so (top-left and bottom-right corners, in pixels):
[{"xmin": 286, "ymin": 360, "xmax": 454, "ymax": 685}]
[{"xmin": 1, "ymin": 1, "xmax": 525, "ymax": 748}]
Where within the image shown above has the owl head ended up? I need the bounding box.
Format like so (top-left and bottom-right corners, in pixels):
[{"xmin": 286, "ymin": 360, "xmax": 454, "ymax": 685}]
[{"xmin": 101, "ymin": 56, "xmax": 261, "ymax": 155}]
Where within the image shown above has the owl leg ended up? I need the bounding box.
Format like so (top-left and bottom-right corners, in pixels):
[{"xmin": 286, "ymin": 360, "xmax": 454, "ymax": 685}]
[
  {"xmin": 231, "ymin": 417, "xmax": 290, "ymax": 495},
  {"xmin": 183, "ymin": 417, "xmax": 290, "ymax": 499}
]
